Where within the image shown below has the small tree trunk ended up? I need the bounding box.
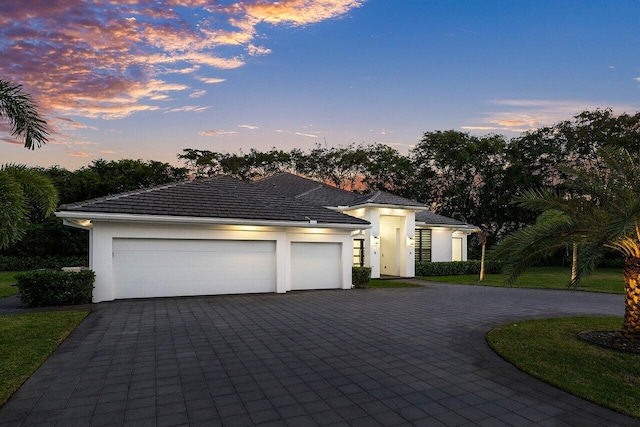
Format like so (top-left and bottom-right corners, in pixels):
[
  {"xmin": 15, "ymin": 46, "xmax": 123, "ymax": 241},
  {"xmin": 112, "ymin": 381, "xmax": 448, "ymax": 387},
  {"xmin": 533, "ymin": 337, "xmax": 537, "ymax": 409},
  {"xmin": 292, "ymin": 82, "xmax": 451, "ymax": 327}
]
[
  {"xmin": 479, "ymin": 236, "xmax": 486, "ymax": 282},
  {"xmin": 621, "ymin": 257, "xmax": 640, "ymax": 343},
  {"xmin": 570, "ymin": 243, "xmax": 578, "ymax": 287}
]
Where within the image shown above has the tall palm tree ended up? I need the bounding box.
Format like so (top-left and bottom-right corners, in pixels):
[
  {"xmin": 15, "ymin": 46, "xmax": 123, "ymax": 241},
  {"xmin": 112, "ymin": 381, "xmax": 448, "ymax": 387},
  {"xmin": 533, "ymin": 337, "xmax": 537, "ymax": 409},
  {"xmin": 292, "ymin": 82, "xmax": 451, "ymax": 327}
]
[
  {"xmin": 0, "ymin": 165, "xmax": 58, "ymax": 249},
  {"xmin": 492, "ymin": 146, "xmax": 640, "ymax": 343},
  {"xmin": 0, "ymin": 79, "xmax": 49, "ymax": 149}
]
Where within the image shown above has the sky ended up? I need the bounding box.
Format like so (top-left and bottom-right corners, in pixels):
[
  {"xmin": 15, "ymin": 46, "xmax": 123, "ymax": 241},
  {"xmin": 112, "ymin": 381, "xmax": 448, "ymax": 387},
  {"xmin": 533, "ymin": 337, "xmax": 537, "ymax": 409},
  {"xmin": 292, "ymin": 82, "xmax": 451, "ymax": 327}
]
[{"xmin": 1, "ymin": 0, "xmax": 639, "ymax": 171}]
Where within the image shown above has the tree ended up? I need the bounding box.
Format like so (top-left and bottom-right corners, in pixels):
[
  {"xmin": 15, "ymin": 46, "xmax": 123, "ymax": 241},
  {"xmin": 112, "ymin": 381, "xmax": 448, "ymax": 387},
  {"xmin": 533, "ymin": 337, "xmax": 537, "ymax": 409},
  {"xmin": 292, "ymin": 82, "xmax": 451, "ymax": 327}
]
[
  {"xmin": 0, "ymin": 165, "xmax": 58, "ymax": 249},
  {"xmin": 0, "ymin": 79, "xmax": 49, "ymax": 149},
  {"xmin": 492, "ymin": 145, "xmax": 640, "ymax": 343},
  {"xmin": 409, "ymin": 131, "xmax": 510, "ymax": 247}
]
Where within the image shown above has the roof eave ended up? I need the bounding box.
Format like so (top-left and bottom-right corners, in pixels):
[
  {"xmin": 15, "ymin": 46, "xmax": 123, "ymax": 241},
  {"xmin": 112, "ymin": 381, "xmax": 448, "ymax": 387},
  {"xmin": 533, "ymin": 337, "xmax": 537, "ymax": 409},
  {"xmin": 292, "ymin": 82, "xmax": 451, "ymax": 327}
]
[
  {"xmin": 332, "ymin": 203, "xmax": 429, "ymax": 211},
  {"xmin": 415, "ymin": 221, "xmax": 480, "ymax": 231},
  {"xmin": 55, "ymin": 211, "xmax": 371, "ymax": 230}
]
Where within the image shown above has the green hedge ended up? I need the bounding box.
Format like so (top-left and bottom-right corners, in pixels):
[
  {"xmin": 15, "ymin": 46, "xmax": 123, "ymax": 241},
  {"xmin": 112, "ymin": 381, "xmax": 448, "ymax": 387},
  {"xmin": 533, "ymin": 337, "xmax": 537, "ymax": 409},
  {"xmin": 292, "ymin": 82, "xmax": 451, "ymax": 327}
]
[
  {"xmin": 15, "ymin": 270, "xmax": 95, "ymax": 307},
  {"xmin": 352, "ymin": 267, "xmax": 372, "ymax": 288},
  {"xmin": 0, "ymin": 256, "xmax": 88, "ymax": 272},
  {"xmin": 416, "ymin": 260, "xmax": 503, "ymax": 276}
]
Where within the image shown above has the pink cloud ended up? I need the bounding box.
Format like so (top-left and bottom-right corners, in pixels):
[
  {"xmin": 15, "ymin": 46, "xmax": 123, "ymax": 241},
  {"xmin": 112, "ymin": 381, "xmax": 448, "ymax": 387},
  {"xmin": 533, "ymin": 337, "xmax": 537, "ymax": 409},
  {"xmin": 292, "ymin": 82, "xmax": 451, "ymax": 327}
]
[{"xmin": 0, "ymin": 0, "xmax": 365, "ymax": 123}]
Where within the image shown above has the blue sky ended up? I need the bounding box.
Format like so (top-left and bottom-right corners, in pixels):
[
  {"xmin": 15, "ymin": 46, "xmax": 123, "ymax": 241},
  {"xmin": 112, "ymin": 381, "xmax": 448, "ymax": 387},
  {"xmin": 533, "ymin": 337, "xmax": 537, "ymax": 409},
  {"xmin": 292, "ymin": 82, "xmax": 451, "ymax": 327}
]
[{"xmin": 1, "ymin": 0, "xmax": 638, "ymax": 170}]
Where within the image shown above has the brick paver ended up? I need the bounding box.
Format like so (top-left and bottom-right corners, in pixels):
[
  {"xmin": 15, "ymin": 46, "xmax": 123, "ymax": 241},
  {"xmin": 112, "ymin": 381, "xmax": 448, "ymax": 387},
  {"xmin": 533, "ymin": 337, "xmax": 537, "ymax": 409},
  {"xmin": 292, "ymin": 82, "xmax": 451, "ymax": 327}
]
[{"xmin": 0, "ymin": 282, "xmax": 636, "ymax": 426}]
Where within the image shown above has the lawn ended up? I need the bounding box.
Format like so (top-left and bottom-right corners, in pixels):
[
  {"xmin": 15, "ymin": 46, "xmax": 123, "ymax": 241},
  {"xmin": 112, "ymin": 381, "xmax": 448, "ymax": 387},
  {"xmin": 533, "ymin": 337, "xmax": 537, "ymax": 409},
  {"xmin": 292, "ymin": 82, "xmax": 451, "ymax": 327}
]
[
  {"xmin": 487, "ymin": 317, "xmax": 640, "ymax": 418},
  {"xmin": 421, "ymin": 267, "xmax": 624, "ymax": 294},
  {"xmin": 0, "ymin": 310, "xmax": 89, "ymax": 405},
  {"xmin": 0, "ymin": 271, "xmax": 21, "ymax": 298}
]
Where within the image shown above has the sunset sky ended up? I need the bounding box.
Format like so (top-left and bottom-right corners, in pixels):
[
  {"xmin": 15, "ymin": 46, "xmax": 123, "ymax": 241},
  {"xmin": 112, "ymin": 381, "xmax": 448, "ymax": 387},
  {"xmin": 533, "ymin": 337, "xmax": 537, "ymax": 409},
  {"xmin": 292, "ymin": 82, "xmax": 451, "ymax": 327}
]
[{"xmin": 1, "ymin": 0, "xmax": 639, "ymax": 170}]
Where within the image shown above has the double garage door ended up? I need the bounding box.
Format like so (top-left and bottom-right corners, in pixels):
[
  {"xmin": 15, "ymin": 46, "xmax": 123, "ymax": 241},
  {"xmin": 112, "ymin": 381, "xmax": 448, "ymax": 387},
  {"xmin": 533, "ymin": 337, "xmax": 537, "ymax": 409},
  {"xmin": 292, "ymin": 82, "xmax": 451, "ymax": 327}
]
[{"xmin": 113, "ymin": 238, "xmax": 342, "ymax": 299}]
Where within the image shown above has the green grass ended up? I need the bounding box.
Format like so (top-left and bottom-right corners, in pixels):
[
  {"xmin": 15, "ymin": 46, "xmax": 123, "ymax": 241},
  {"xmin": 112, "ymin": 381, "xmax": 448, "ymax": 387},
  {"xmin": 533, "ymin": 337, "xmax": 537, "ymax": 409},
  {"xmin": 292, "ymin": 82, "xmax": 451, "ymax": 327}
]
[
  {"xmin": 487, "ymin": 317, "xmax": 640, "ymax": 418},
  {"xmin": 365, "ymin": 279, "xmax": 421, "ymax": 288},
  {"xmin": 421, "ymin": 267, "xmax": 624, "ymax": 294},
  {"xmin": 0, "ymin": 310, "xmax": 89, "ymax": 405},
  {"xmin": 0, "ymin": 271, "xmax": 22, "ymax": 298}
]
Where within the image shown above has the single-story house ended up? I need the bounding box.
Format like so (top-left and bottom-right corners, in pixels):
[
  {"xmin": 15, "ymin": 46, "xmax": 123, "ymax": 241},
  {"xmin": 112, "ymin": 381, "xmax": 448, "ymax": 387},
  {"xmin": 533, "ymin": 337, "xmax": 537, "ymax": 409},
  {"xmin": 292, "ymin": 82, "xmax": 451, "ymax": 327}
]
[{"xmin": 56, "ymin": 173, "xmax": 476, "ymax": 302}]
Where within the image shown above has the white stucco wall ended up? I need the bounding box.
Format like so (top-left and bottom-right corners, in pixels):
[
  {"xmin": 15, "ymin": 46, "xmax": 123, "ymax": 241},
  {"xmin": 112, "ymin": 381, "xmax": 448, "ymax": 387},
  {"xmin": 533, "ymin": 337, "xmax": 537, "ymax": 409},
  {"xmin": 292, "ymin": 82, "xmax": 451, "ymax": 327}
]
[
  {"xmin": 86, "ymin": 221, "xmax": 354, "ymax": 302},
  {"xmin": 344, "ymin": 207, "xmax": 416, "ymax": 278},
  {"xmin": 430, "ymin": 228, "xmax": 454, "ymax": 262}
]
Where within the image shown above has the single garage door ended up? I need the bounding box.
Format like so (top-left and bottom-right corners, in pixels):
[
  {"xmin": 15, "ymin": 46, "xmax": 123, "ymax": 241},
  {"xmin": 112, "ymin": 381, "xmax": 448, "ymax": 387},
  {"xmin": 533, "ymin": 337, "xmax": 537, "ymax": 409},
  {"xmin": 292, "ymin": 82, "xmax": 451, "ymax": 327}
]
[
  {"xmin": 291, "ymin": 242, "xmax": 342, "ymax": 290},
  {"xmin": 113, "ymin": 238, "xmax": 276, "ymax": 299}
]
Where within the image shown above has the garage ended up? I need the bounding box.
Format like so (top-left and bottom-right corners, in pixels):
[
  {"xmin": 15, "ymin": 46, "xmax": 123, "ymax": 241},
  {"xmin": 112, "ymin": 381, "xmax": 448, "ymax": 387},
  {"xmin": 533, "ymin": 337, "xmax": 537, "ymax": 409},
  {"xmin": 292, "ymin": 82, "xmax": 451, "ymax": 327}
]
[
  {"xmin": 113, "ymin": 238, "xmax": 276, "ymax": 299},
  {"xmin": 291, "ymin": 242, "xmax": 342, "ymax": 290}
]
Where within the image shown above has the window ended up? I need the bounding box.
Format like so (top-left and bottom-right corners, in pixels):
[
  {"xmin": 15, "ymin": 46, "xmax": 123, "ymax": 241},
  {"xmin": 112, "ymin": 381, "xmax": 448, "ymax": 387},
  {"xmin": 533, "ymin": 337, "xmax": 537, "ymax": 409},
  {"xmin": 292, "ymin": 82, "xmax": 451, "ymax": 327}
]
[
  {"xmin": 415, "ymin": 229, "xmax": 432, "ymax": 262},
  {"xmin": 353, "ymin": 238, "xmax": 365, "ymax": 267}
]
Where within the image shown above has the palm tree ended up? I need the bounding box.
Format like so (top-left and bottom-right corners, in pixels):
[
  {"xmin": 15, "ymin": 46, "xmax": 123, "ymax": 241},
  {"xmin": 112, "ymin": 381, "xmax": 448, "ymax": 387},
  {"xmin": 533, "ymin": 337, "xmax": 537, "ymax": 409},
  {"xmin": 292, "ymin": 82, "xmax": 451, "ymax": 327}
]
[
  {"xmin": 0, "ymin": 165, "xmax": 58, "ymax": 249},
  {"xmin": 492, "ymin": 146, "xmax": 640, "ymax": 343},
  {"xmin": 0, "ymin": 79, "xmax": 49, "ymax": 149}
]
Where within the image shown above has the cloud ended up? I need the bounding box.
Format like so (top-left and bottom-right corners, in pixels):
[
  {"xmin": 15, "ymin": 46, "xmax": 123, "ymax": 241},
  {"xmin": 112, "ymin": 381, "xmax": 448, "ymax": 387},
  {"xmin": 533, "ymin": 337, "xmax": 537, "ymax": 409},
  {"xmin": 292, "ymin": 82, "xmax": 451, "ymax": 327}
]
[
  {"xmin": 189, "ymin": 89, "xmax": 207, "ymax": 98},
  {"xmin": 238, "ymin": 124, "xmax": 259, "ymax": 130},
  {"xmin": 462, "ymin": 99, "xmax": 640, "ymax": 134},
  {"xmin": 100, "ymin": 150, "xmax": 117, "ymax": 154},
  {"xmin": 196, "ymin": 77, "xmax": 227, "ymax": 84},
  {"xmin": 0, "ymin": 0, "xmax": 365, "ymax": 121},
  {"xmin": 247, "ymin": 44, "xmax": 272, "ymax": 56},
  {"xmin": 198, "ymin": 130, "xmax": 237, "ymax": 136},
  {"xmin": 275, "ymin": 129, "xmax": 319, "ymax": 138},
  {"xmin": 635, "ymin": 77, "xmax": 640, "ymax": 82},
  {"xmin": 1, "ymin": 137, "xmax": 23, "ymax": 146},
  {"xmin": 165, "ymin": 105, "xmax": 211, "ymax": 113},
  {"xmin": 67, "ymin": 151, "xmax": 92, "ymax": 158}
]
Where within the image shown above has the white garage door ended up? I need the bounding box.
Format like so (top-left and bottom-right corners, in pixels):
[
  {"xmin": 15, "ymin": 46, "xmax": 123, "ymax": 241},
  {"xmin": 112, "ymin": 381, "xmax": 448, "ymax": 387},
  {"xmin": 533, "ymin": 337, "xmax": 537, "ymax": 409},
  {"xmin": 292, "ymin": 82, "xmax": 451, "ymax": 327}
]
[
  {"xmin": 113, "ymin": 238, "xmax": 276, "ymax": 299},
  {"xmin": 291, "ymin": 242, "xmax": 342, "ymax": 290}
]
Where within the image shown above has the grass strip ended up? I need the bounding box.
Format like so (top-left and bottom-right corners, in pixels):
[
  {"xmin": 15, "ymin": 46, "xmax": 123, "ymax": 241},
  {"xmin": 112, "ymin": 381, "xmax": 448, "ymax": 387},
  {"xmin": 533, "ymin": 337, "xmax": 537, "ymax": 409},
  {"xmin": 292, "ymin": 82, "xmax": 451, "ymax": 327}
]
[
  {"xmin": 487, "ymin": 317, "xmax": 640, "ymax": 418},
  {"xmin": 0, "ymin": 310, "xmax": 89, "ymax": 405},
  {"xmin": 422, "ymin": 267, "xmax": 623, "ymax": 294},
  {"xmin": 0, "ymin": 271, "xmax": 21, "ymax": 298}
]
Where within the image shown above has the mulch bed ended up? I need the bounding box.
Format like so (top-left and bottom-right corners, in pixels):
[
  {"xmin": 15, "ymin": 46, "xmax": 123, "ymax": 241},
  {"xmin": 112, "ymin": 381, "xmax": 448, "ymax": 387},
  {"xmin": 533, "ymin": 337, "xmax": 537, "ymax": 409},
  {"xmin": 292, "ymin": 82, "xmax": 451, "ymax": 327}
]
[{"xmin": 577, "ymin": 330, "xmax": 640, "ymax": 354}]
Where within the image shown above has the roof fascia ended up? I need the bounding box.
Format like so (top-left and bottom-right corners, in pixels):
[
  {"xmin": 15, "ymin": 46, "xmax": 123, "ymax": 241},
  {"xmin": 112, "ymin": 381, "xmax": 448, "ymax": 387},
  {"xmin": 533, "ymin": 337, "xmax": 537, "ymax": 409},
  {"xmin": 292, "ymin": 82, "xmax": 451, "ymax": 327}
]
[
  {"xmin": 332, "ymin": 203, "xmax": 429, "ymax": 211},
  {"xmin": 416, "ymin": 222, "xmax": 480, "ymax": 231},
  {"xmin": 55, "ymin": 211, "xmax": 371, "ymax": 230}
]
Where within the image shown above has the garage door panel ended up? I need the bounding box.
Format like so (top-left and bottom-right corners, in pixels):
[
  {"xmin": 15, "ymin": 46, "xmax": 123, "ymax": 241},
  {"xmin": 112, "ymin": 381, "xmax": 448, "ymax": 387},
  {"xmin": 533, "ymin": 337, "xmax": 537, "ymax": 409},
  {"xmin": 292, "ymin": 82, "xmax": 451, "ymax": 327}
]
[
  {"xmin": 113, "ymin": 238, "xmax": 276, "ymax": 299},
  {"xmin": 291, "ymin": 242, "xmax": 342, "ymax": 290}
]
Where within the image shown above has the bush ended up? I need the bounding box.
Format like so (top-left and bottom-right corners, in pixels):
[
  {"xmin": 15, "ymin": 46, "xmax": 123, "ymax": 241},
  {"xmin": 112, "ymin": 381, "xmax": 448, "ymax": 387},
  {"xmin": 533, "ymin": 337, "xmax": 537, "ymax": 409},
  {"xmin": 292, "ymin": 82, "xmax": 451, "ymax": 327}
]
[
  {"xmin": 0, "ymin": 256, "xmax": 88, "ymax": 271},
  {"xmin": 416, "ymin": 260, "xmax": 503, "ymax": 276},
  {"xmin": 352, "ymin": 267, "xmax": 372, "ymax": 288},
  {"xmin": 15, "ymin": 270, "xmax": 95, "ymax": 307}
]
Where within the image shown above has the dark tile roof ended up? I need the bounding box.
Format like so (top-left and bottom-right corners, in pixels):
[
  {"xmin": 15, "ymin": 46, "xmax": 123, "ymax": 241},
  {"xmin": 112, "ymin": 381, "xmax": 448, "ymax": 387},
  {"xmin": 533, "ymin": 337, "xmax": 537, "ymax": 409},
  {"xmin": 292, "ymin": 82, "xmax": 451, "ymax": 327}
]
[
  {"xmin": 349, "ymin": 191, "xmax": 426, "ymax": 208},
  {"xmin": 415, "ymin": 211, "xmax": 476, "ymax": 227},
  {"xmin": 254, "ymin": 173, "xmax": 359, "ymax": 206},
  {"xmin": 59, "ymin": 176, "xmax": 369, "ymax": 226}
]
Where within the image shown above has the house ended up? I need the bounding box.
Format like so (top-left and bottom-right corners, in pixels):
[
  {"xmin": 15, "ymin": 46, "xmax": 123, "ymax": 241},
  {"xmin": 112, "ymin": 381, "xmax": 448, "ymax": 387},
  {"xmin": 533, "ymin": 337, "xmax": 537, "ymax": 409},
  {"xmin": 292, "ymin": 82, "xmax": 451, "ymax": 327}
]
[
  {"xmin": 56, "ymin": 173, "xmax": 476, "ymax": 302},
  {"xmin": 254, "ymin": 173, "xmax": 478, "ymax": 278}
]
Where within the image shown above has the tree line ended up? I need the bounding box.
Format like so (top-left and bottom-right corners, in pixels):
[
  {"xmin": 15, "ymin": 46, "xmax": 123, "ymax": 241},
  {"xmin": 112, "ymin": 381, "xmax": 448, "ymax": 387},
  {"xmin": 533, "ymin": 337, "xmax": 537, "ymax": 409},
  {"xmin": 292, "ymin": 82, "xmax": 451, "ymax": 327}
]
[
  {"xmin": 2, "ymin": 108, "xmax": 639, "ymax": 260},
  {"xmin": 178, "ymin": 109, "xmax": 640, "ymax": 252}
]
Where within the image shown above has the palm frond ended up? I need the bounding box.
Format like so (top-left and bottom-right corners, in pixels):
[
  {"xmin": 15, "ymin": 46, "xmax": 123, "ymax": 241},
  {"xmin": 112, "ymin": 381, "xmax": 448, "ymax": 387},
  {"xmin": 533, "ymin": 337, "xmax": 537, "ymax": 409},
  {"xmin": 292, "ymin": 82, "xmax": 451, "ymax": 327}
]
[
  {"xmin": 1, "ymin": 164, "xmax": 58, "ymax": 217},
  {"xmin": 0, "ymin": 170, "xmax": 28, "ymax": 249},
  {"xmin": 0, "ymin": 79, "xmax": 49, "ymax": 149}
]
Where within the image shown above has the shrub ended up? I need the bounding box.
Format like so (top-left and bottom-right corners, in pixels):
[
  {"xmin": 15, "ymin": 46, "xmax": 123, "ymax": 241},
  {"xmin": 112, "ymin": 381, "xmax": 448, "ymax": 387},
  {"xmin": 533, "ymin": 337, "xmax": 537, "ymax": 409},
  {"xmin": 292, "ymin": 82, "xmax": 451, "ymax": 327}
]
[
  {"xmin": 15, "ymin": 270, "xmax": 95, "ymax": 307},
  {"xmin": 352, "ymin": 267, "xmax": 372, "ymax": 288},
  {"xmin": 416, "ymin": 260, "xmax": 503, "ymax": 276},
  {"xmin": 0, "ymin": 256, "xmax": 88, "ymax": 271}
]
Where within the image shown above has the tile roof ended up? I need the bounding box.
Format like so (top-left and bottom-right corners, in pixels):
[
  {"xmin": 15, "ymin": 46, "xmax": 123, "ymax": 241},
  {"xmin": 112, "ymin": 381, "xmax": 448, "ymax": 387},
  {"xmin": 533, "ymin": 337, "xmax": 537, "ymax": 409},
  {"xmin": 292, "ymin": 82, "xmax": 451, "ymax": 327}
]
[
  {"xmin": 254, "ymin": 173, "xmax": 359, "ymax": 206},
  {"xmin": 59, "ymin": 175, "xmax": 369, "ymax": 226},
  {"xmin": 349, "ymin": 190, "xmax": 426, "ymax": 208},
  {"xmin": 415, "ymin": 211, "xmax": 476, "ymax": 227}
]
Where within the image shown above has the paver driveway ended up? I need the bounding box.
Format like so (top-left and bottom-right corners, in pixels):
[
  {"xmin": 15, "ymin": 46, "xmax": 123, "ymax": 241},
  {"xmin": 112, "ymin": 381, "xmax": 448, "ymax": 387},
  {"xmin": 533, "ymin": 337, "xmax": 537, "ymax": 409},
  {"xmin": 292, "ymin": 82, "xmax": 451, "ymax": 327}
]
[{"xmin": 0, "ymin": 282, "xmax": 637, "ymax": 426}]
